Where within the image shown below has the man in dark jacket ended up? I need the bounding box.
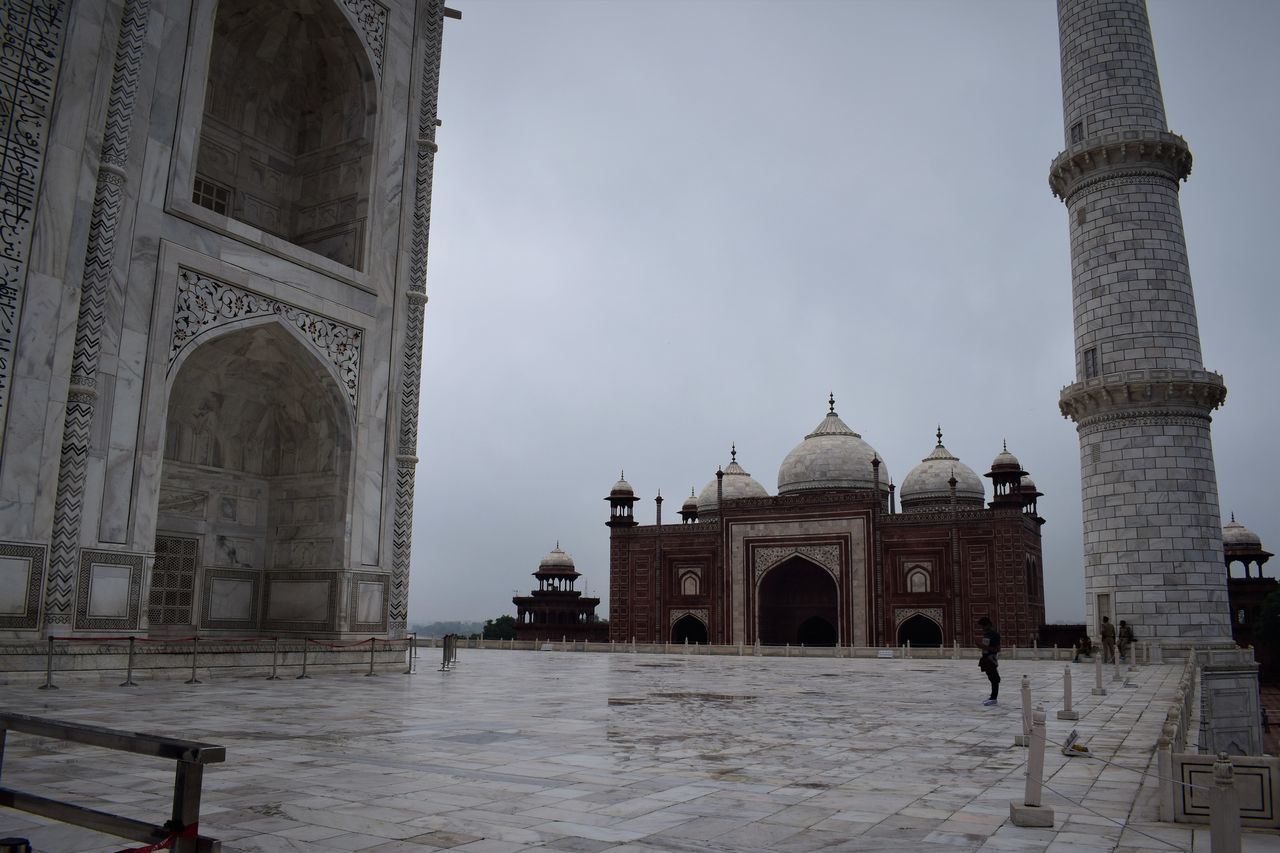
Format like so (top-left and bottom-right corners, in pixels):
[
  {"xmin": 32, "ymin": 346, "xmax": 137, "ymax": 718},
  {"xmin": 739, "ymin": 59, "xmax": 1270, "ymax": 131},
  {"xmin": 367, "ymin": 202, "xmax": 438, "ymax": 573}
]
[{"xmin": 978, "ymin": 616, "xmax": 1001, "ymax": 706}]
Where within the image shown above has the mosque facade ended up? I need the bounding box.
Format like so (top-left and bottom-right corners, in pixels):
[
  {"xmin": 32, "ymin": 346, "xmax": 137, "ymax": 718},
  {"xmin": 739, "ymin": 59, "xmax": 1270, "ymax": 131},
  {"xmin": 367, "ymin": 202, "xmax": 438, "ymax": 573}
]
[
  {"xmin": 0, "ymin": 0, "xmax": 455, "ymax": 639},
  {"xmin": 607, "ymin": 399, "xmax": 1046, "ymax": 648}
]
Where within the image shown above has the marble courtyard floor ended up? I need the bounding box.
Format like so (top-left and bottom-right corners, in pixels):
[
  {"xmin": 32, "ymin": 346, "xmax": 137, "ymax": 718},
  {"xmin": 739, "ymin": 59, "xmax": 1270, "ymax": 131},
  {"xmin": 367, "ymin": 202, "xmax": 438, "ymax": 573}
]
[{"xmin": 0, "ymin": 649, "xmax": 1275, "ymax": 852}]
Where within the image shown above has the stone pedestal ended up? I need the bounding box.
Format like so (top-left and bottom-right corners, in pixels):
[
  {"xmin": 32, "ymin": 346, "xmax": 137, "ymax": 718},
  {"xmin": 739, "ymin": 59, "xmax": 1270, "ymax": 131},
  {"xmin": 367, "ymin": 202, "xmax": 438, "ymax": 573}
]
[{"xmin": 1198, "ymin": 649, "xmax": 1263, "ymax": 756}]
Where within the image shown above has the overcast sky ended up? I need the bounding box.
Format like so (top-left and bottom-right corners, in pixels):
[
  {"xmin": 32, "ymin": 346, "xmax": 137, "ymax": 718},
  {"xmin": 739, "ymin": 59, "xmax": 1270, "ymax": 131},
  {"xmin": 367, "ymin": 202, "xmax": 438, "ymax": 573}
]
[{"xmin": 410, "ymin": 1, "xmax": 1280, "ymax": 627}]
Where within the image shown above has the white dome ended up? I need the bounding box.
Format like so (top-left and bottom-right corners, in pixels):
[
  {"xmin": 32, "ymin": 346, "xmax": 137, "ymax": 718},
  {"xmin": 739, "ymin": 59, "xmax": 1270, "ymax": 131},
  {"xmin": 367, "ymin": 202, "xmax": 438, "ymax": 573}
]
[
  {"xmin": 681, "ymin": 489, "xmax": 698, "ymax": 511},
  {"xmin": 697, "ymin": 451, "xmax": 769, "ymax": 512},
  {"xmin": 1020, "ymin": 475, "xmax": 1041, "ymax": 496},
  {"xmin": 777, "ymin": 401, "xmax": 888, "ymax": 495},
  {"xmin": 899, "ymin": 432, "xmax": 985, "ymax": 507},
  {"xmin": 1223, "ymin": 516, "xmax": 1263, "ymax": 549},
  {"xmin": 989, "ymin": 444, "xmax": 1024, "ymax": 474},
  {"xmin": 609, "ymin": 472, "xmax": 634, "ymax": 496},
  {"xmin": 537, "ymin": 544, "xmax": 577, "ymax": 574}
]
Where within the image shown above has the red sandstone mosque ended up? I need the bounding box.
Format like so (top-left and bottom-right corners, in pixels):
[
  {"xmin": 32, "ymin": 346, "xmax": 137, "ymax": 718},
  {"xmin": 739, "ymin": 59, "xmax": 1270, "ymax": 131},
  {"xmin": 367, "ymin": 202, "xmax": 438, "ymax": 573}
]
[{"xmin": 607, "ymin": 396, "xmax": 1047, "ymax": 648}]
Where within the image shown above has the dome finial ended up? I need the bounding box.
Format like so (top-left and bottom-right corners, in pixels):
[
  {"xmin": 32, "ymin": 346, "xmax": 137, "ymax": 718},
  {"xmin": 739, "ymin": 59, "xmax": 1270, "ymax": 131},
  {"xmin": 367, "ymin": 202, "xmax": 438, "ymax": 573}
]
[
  {"xmin": 1231, "ymin": 511, "xmax": 1236, "ymax": 523},
  {"xmin": 555, "ymin": 540, "xmax": 559, "ymax": 550},
  {"xmin": 690, "ymin": 487, "xmax": 695, "ymax": 497},
  {"xmin": 936, "ymin": 424, "xmax": 943, "ymax": 447},
  {"xmin": 620, "ymin": 469, "xmax": 625, "ymax": 480},
  {"xmin": 828, "ymin": 392, "xmax": 836, "ymax": 414},
  {"xmin": 731, "ymin": 443, "xmax": 737, "ymax": 463},
  {"xmin": 1002, "ymin": 438, "xmax": 1007, "ymax": 452}
]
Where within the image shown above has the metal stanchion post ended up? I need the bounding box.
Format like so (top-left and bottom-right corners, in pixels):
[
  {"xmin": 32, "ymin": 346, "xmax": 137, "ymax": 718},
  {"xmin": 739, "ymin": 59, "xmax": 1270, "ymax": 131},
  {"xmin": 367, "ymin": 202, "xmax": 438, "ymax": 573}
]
[
  {"xmin": 267, "ymin": 636, "xmax": 281, "ymax": 680},
  {"xmin": 38, "ymin": 636, "xmax": 58, "ymax": 691},
  {"xmin": 366, "ymin": 638, "xmax": 377, "ymax": 676},
  {"xmin": 185, "ymin": 636, "xmax": 202, "ymax": 684},
  {"xmin": 120, "ymin": 636, "xmax": 138, "ymax": 687},
  {"xmin": 297, "ymin": 638, "xmax": 311, "ymax": 679},
  {"xmin": 404, "ymin": 634, "xmax": 415, "ymax": 675}
]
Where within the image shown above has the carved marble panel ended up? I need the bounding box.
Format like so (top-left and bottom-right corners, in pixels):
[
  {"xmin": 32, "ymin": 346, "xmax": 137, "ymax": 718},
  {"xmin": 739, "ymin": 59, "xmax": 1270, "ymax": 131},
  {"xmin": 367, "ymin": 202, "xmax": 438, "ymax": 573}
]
[
  {"xmin": 202, "ymin": 569, "xmax": 259, "ymax": 627},
  {"xmin": 754, "ymin": 544, "xmax": 840, "ymax": 582},
  {"xmin": 169, "ymin": 269, "xmax": 362, "ymax": 405},
  {"xmin": 669, "ymin": 608, "xmax": 708, "ymax": 627},
  {"xmin": 894, "ymin": 607, "xmax": 943, "ymax": 628},
  {"xmin": 262, "ymin": 572, "xmax": 337, "ymax": 631},
  {"xmin": 0, "ymin": 542, "xmax": 44, "ymax": 628},
  {"xmin": 339, "ymin": 0, "xmax": 387, "ymax": 75},
  {"xmin": 350, "ymin": 571, "xmax": 387, "ymax": 631},
  {"xmin": 74, "ymin": 550, "xmax": 143, "ymax": 630}
]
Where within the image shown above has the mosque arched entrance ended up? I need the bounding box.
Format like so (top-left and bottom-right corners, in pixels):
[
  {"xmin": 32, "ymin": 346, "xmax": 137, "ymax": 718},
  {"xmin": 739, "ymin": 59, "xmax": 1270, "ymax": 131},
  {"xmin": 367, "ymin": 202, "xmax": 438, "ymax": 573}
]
[
  {"xmin": 154, "ymin": 322, "xmax": 353, "ymax": 634},
  {"xmin": 897, "ymin": 614, "xmax": 942, "ymax": 648},
  {"xmin": 757, "ymin": 557, "xmax": 838, "ymax": 646},
  {"xmin": 671, "ymin": 615, "xmax": 708, "ymax": 645}
]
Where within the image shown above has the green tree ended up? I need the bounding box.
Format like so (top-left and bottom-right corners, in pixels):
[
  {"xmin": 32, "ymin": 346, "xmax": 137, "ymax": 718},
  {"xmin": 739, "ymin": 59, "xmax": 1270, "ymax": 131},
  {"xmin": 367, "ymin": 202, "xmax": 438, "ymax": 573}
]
[{"xmin": 482, "ymin": 614, "xmax": 517, "ymax": 641}]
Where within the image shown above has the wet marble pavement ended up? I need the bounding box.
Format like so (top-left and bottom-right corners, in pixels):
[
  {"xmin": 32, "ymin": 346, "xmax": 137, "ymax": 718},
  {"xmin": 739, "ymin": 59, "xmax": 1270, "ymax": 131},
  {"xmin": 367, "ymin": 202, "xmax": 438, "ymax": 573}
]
[{"xmin": 0, "ymin": 649, "xmax": 1273, "ymax": 851}]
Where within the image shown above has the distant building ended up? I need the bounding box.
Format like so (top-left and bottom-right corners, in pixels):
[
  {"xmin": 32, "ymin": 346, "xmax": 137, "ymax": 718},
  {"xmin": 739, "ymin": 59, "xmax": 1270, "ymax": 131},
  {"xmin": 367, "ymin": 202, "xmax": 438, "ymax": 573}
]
[
  {"xmin": 513, "ymin": 545, "xmax": 608, "ymax": 643},
  {"xmin": 607, "ymin": 398, "xmax": 1046, "ymax": 648},
  {"xmin": 1224, "ymin": 516, "xmax": 1276, "ymax": 671}
]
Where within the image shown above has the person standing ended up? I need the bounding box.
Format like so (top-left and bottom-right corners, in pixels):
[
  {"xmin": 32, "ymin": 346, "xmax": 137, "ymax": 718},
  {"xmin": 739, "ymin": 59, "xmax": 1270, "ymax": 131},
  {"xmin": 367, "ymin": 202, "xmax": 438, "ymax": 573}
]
[
  {"xmin": 1118, "ymin": 619, "xmax": 1135, "ymax": 663},
  {"xmin": 977, "ymin": 616, "xmax": 1001, "ymax": 706},
  {"xmin": 1100, "ymin": 616, "xmax": 1117, "ymax": 664}
]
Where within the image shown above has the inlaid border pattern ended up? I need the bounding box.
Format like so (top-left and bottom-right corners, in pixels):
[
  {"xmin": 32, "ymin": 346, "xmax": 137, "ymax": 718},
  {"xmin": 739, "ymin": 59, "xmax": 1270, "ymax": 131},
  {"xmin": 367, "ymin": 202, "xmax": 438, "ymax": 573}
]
[
  {"xmin": 0, "ymin": 541, "xmax": 46, "ymax": 629},
  {"xmin": 260, "ymin": 571, "xmax": 338, "ymax": 632},
  {"xmin": 170, "ymin": 269, "xmax": 362, "ymax": 406}
]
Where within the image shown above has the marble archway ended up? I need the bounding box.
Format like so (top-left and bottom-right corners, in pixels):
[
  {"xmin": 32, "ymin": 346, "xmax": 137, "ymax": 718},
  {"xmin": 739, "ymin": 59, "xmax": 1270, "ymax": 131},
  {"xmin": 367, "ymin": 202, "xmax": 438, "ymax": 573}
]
[
  {"xmin": 153, "ymin": 321, "xmax": 353, "ymax": 633},
  {"xmin": 757, "ymin": 556, "xmax": 838, "ymax": 646}
]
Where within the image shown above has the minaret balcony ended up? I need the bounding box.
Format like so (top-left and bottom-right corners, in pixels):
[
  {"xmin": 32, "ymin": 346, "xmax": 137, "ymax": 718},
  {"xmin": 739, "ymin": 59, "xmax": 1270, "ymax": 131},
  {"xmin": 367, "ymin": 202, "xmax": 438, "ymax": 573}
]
[
  {"xmin": 1049, "ymin": 129, "xmax": 1192, "ymax": 203},
  {"xmin": 1059, "ymin": 367, "xmax": 1226, "ymax": 424}
]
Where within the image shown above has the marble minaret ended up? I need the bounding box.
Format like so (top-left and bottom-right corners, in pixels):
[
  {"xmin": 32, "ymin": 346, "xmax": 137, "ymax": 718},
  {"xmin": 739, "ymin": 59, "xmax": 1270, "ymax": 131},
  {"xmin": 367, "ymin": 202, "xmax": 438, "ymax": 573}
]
[{"xmin": 1050, "ymin": 0, "xmax": 1233, "ymax": 644}]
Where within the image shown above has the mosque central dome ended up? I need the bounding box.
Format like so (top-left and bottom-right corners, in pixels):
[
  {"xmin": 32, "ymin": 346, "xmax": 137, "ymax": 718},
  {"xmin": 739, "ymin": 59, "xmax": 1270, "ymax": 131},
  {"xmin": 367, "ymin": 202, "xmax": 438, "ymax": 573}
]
[
  {"xmin": 777, "ymin": 397, "xmax": 888, "ymax": 495},
  {"xmin": 899, "ymin": 428, "xmax": 985, "ymax": 509}
]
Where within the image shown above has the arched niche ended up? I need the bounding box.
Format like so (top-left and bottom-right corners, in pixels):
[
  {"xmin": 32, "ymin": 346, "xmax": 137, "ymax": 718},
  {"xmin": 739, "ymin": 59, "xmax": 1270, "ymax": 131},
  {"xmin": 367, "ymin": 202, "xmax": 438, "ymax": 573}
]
[
  {"xmin": 897, "ymin": 614, "xmax": 942, "ymax": 648},
  {"xmin": 757, "ymin": 556, "xmax": 838, "ymax": 646},
  {"xmin": 195, "ymin": 0, "xmax": 376, "ymax": 269},
  {"xmin": 671, "ymin": 614, "xmax": 708, "ymax": 645},
  {"xmin": 155, "ymin": 321, "xmax": 353, "ymax": 630}
]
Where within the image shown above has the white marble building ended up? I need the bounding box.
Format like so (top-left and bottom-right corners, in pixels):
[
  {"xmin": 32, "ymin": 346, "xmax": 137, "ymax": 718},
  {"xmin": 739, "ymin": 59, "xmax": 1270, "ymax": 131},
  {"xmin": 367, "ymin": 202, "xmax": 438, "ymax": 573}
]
[{"xmin": 0, "ymin": 0, "xmax": 457, "ymax": 638}]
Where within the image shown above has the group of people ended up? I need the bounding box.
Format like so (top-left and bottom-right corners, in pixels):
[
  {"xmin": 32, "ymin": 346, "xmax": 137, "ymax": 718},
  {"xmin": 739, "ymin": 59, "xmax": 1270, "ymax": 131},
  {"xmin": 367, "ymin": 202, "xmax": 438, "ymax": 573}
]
[
  {"xmin": 976, "ymin": 615, "xmax": 1136, "ymax": 706},
  {"xmin": 1072, "ymin": 616, "xmax": 1135, "ymax": 664}
]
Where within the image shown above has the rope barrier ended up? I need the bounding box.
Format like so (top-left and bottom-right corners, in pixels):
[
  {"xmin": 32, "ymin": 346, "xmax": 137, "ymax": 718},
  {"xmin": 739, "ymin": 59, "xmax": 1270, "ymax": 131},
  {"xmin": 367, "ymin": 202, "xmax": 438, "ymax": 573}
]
[
  {"xmin": 1038, "ymin": 778, "xmax": 1188, "ymax": 852},
  {"xmin": 1041, "ymin": 733, "xmax": 1211, "ymax": 792},
  {"xmin": 114, "ymin": 821, "xmax": 198, "ymax": 853}
]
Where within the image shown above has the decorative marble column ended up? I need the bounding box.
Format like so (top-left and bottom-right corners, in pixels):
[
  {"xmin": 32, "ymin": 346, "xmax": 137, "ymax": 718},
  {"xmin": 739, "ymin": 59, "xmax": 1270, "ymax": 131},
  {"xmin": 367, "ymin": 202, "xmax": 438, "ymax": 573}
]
[
  {"xmin": 1050, "ymin": 0, "xmax": 1231, "ymax": 645},
  {"xmin": 44, "ymin": 0, "xmax": 151, "ymax": 628},
  {"xmin": 388, "ymin": 0, "xmax": 456, "ymax": 638}
]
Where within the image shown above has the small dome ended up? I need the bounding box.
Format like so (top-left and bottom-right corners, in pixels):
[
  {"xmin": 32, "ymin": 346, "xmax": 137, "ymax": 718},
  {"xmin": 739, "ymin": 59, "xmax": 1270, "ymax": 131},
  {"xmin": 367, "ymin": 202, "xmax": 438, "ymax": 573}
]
[
  {"xmin": 988, "ymin": 442, "xmax": 1025, "ymax": 476},
  {"xmin": 1223, "ymin": 516, "xmax": 1263, "ymax": 549},
  {"xmin": 609, "ymin": 471, "xmax": 634, "ymax": 497},
  {"xmin": 777, "ymin": 396, "xmax": 888, "ymax": 495},
  {"xmin": 1020, "ymin": 475, "xmax": 1042, "ymax": 496},
  {"xmin": 697, "ymin": 447, "xmax": 769, "ymax": 512},
  {"xmin": 681, "ymin": 489, "xmax": 698, "ymax": 511},
  {"xmin": 899, "ymin": 429, "xmax": 984, "ymax": 507},
  {"xmin": 537, "ymin": 543, "xmax": 579, "ymax": 576}
]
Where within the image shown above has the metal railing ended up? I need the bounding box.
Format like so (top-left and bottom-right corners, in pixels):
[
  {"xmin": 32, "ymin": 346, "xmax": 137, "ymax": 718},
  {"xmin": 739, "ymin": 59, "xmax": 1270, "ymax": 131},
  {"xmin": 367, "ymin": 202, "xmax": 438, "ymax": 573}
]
[{"xmin": 0, "ymin": 712, "xmax": 224, "ymax": 852}]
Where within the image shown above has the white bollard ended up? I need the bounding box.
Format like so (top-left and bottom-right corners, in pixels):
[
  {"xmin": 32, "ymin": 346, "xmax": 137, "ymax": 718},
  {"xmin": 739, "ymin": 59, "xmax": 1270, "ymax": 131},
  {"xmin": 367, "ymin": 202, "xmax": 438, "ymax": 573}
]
[
  {"xmin": 1015, "ymin": 675, "xmax": 1032, "ymax": 747},
  {"xmin": 1112, "ymin": 656, "xmax": 1123, "ymax": 683},
  {"xmin": 1010, "ymin": 706, "xmax": 1054, "ymax": 826},
  {"xmin": 1209, "ymin": 753, "xmax": 1242, "ymax": 853},
  {"xmin": 1092, "ymin": 652, "xmax": 1107, "ymax": 696},
  {"xmin": 1057, "ymin": 664, "xmax": 1079, "ymax": 720},
  {"xmin": 1157, "ymin": 735, "xmax": 1175, "ymax": 822},
  {"xmin": 1151, "ymin": 639, "xmax": 1163, "ymax": 665},
  {"xmin": 952, "ymin": 640, "xmax": 959, "ymax": 660}
]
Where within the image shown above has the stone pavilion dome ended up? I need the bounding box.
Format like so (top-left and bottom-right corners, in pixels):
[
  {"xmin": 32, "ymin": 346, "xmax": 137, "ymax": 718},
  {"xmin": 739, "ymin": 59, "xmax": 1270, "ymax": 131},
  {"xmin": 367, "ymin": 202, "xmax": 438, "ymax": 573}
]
[
  {"xmin": 899, "ymin": 428, "xmax": 985, "ymax": 508},
  {"xmin": 989, "ymin": 444, "xmax": 1024, "ymax": 475},
  {"xmin": 697, "ymin": 446, "xmax": 769, "ymax": 512},
  {"xmin": 777, "ymin": 396, "xmax": 889, "ymax": 495},
  {"xmin": 1223, "ymin": 516, "xmax": 1263, "ymax": 549},
  {"xmin": 536, "ymin": 543, "xmax": 579, "ymax": 577},
  {"xmin": 609, "ymin": 473, "xmax": 634, "ymax": 497},
  {"xmin": 681, "ymin": 490, "xmax": 698, "ymax": 513}
]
